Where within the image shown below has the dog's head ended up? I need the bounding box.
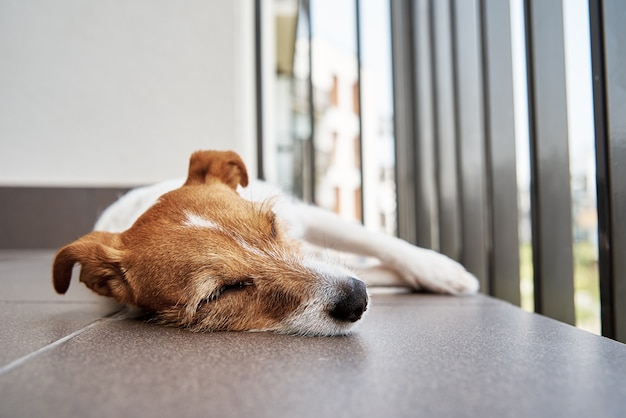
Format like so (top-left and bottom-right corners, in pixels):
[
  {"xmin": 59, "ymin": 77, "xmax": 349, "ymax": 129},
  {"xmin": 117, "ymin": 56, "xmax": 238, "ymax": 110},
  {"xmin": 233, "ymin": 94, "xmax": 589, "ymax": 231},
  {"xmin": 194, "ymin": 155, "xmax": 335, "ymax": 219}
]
[{"xmin": 52, "ymin": 150, "xmax": 367, "ymax": 336}]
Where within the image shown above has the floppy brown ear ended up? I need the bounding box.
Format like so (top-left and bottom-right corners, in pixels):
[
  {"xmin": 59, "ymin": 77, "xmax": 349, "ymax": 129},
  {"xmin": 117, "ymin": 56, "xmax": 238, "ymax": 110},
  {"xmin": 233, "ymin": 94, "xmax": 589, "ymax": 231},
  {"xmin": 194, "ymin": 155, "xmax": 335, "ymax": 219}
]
[
  {"xmin": 52, "ymin": 231, "xmax": 133, "ymax": 304},
  {"xmin": 184, "ymin": 150, "xmax": 249, "ymax": 190}
]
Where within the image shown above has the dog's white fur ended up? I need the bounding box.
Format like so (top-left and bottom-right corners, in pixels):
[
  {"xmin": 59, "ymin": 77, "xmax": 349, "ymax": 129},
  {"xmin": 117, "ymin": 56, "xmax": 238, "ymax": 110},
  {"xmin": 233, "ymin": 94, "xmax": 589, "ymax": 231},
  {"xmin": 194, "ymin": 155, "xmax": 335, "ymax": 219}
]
[{"xmin": 95, "ymin": 178, "xmax": 479, "ymax": 295}]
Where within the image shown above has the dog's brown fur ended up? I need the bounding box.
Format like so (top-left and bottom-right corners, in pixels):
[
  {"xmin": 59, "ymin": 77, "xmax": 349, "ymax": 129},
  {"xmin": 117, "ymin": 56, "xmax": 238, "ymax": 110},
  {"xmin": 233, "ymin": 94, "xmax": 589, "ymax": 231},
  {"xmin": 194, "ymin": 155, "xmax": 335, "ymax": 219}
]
[{"xmin": 53, "ymin": 151, "xmax": 366, "ymax": 334}]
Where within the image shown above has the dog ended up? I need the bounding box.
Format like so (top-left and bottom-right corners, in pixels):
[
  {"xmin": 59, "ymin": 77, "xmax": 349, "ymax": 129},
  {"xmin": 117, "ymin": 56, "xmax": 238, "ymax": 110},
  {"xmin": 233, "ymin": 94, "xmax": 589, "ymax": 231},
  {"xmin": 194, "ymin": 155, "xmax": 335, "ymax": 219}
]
[{"xmin": 52, "ymin": 150, "xmax": 478, "ymax": 336}]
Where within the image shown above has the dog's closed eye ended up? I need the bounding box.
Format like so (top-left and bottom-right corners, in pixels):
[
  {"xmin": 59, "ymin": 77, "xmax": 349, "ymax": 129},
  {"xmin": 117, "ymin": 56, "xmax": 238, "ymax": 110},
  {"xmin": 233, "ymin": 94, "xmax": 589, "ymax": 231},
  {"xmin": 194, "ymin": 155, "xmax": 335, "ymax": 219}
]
[
  {"xmin": 222, "ymin": 280, "xmax": 254, "ymax": 294},
  {"xmin": 197, "ymin": 280, "xmax": 254, "ymax": 309}
]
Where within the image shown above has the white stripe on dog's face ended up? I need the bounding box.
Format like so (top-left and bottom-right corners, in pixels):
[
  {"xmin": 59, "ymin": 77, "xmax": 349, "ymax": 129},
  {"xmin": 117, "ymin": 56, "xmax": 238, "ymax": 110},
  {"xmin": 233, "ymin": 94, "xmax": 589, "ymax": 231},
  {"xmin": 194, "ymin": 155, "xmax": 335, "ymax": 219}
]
[
  {"xmin": 184, "ymin": 212, "xmax": 222, "ymax": 231},
  {"xmin": 185, "ymin": 211, "xmax": 267, "ymax": 259}
]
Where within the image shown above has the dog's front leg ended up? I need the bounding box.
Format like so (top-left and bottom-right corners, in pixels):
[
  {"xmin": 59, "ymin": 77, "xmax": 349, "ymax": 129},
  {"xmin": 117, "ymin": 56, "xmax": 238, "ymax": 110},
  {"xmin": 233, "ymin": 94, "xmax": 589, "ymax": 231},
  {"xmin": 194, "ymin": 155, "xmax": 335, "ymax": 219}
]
[{"xmin": 279, "ymin": 202, "xmax": 479, "ymax": 294}]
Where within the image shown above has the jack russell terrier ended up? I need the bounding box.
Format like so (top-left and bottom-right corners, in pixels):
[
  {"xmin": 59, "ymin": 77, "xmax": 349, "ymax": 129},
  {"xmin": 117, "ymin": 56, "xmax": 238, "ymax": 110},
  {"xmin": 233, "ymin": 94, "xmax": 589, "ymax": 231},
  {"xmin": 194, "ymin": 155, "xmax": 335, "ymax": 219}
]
[{"xmin": 53, "ymin": 150, "xmax": 478, "ymax": 336}]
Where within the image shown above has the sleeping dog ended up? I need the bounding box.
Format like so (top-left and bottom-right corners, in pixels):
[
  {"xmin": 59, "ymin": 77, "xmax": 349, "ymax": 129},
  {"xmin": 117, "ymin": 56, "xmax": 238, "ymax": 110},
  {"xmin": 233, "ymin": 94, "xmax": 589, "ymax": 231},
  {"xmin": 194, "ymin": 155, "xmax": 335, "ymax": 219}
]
[{"xmin": 53, "ymin": 150, "xmax": 478, "ymax": 336}]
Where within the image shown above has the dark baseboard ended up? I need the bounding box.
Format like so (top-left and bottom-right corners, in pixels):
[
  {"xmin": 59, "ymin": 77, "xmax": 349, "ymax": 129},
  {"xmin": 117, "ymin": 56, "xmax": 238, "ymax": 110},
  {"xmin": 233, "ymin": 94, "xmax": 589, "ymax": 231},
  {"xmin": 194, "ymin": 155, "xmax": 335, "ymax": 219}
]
[{"xmin": 0, "ymin": 186, "xmax": 131, "ymax": 249}]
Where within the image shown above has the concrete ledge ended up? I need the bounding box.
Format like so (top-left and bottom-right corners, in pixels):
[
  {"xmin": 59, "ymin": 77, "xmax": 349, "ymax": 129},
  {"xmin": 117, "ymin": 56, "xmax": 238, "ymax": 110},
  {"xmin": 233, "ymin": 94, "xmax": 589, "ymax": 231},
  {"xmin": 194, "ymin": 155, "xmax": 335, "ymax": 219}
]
[{"xmin": 0, "ymin": 187, "xmax": 130, "ymax": 249}]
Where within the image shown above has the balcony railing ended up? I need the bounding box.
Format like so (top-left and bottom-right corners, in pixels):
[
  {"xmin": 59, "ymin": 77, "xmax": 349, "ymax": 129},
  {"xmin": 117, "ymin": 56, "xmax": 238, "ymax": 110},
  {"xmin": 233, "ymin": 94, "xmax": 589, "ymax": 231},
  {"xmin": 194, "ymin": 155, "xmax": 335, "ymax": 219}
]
[{"xmin": 390, "ymin": 0, "xmax": 625, "ymax": 342}]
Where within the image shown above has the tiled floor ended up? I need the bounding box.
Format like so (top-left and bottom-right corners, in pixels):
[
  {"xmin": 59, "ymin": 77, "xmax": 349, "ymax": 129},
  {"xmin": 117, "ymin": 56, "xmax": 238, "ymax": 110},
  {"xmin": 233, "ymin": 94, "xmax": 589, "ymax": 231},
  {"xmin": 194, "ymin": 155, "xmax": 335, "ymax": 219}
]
[{"xmin": 1, "ymin": 250, "xmax": 625, "ymax": 417}]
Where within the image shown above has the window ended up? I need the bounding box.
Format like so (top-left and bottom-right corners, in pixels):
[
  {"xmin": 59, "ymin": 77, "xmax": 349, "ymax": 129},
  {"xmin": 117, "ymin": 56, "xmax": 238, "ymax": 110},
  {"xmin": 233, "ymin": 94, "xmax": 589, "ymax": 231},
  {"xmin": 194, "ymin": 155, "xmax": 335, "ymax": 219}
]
[{"xmin": 256, "ymin": 0, "xmax": 626, "ymax": 340}]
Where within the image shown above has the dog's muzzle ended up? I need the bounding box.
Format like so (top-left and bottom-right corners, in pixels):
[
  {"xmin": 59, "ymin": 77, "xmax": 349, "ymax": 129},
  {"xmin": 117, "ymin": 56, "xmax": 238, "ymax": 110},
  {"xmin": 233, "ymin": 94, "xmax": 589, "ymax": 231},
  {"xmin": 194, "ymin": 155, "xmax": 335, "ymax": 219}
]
[{"xmin": 329, "ymin": 277, "xmax": 368, "ymax": 323}]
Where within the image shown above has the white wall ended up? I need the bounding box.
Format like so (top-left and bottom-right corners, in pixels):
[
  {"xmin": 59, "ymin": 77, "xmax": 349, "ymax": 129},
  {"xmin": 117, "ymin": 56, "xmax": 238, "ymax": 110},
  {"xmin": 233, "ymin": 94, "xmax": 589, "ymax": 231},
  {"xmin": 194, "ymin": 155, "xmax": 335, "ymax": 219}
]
[{"xmin": 0, "ymin": 0, "xmax": 256, "ymax": 186}]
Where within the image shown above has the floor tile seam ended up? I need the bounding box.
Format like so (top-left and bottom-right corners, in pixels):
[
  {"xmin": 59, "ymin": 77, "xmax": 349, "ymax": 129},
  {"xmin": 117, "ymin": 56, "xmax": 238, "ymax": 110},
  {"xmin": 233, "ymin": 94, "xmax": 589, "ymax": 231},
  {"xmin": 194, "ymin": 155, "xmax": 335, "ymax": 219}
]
[{"xmin": 0, "ymin": 310, "xmax": 124, "ymax": 376}]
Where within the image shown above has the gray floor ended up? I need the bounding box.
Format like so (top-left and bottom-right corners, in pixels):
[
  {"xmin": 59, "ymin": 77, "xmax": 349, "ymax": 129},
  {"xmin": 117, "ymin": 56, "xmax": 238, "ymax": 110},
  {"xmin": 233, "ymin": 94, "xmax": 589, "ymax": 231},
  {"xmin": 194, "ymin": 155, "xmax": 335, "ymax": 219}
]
[{"xmin": 1, "ymin": 250, "xmax": 625, "ymax": 418}]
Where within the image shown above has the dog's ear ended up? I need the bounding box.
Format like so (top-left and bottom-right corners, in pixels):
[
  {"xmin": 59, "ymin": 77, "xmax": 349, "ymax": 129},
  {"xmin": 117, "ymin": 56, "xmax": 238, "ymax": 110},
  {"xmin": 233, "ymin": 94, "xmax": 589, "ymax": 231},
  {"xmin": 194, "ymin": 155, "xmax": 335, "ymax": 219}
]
[
  {"xmin": 52, "ymin": 231, "xmax": 133, "ymax": 304},
  {"xmin": 184, "ymin": 150, "xmax": 249, "ymax": 190}
]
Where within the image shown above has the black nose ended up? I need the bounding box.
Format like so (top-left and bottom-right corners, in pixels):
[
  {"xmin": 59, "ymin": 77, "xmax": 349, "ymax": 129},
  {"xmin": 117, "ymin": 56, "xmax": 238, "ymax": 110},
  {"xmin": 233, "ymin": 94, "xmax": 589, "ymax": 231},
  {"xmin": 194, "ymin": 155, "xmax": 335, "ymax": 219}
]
[{"xmin": 329, "ymin": 277, "xmax": 368, "ymax": 323}]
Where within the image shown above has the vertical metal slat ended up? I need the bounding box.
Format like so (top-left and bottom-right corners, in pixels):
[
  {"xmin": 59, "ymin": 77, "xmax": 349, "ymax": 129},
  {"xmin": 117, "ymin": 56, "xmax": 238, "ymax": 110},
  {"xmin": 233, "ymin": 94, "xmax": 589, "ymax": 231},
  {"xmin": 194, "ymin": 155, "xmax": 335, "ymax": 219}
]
[
  {"xmin": 524, "ymin": 0, "xmax": 575, "ymax": 325},
  {"xmin": 390, "ymin": 0, "xmax": 418, "ymax": 244},
  {"xmin": 589, "ymin": 0, "xmax": 626, "ymax": 342},
  {"xmin": 452, "ymin": 0, "xmax": 490, "ymax": 289},
  {"xmin": 412, "ymin": 0, "xmax": 439, "ymax": 249},
  {"xmin": 355, "ymin": 0, "xmax": 365, "ymax": 224},
  {"xmin": 254, "ymin": 0, "xmax": 265, "ymax": 180},
  {"xmin": 481, "ymin": 0, "xmax": 521, "ymax": 304},
  {"xmin": 432, "ymin": 0, "xmax": 462, "ymax": 262},
  {"xmin": 305, "ymin": 0, "xmax": 316, "ymax": 205}
]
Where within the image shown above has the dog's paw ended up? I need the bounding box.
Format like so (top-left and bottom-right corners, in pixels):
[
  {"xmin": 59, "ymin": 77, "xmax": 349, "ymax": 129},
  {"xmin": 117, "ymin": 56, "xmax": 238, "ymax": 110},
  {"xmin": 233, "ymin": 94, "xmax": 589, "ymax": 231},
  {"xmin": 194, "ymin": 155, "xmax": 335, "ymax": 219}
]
[{"xmin": 381, "ymin": 242, "xmax": 479, "ymax": 295}]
